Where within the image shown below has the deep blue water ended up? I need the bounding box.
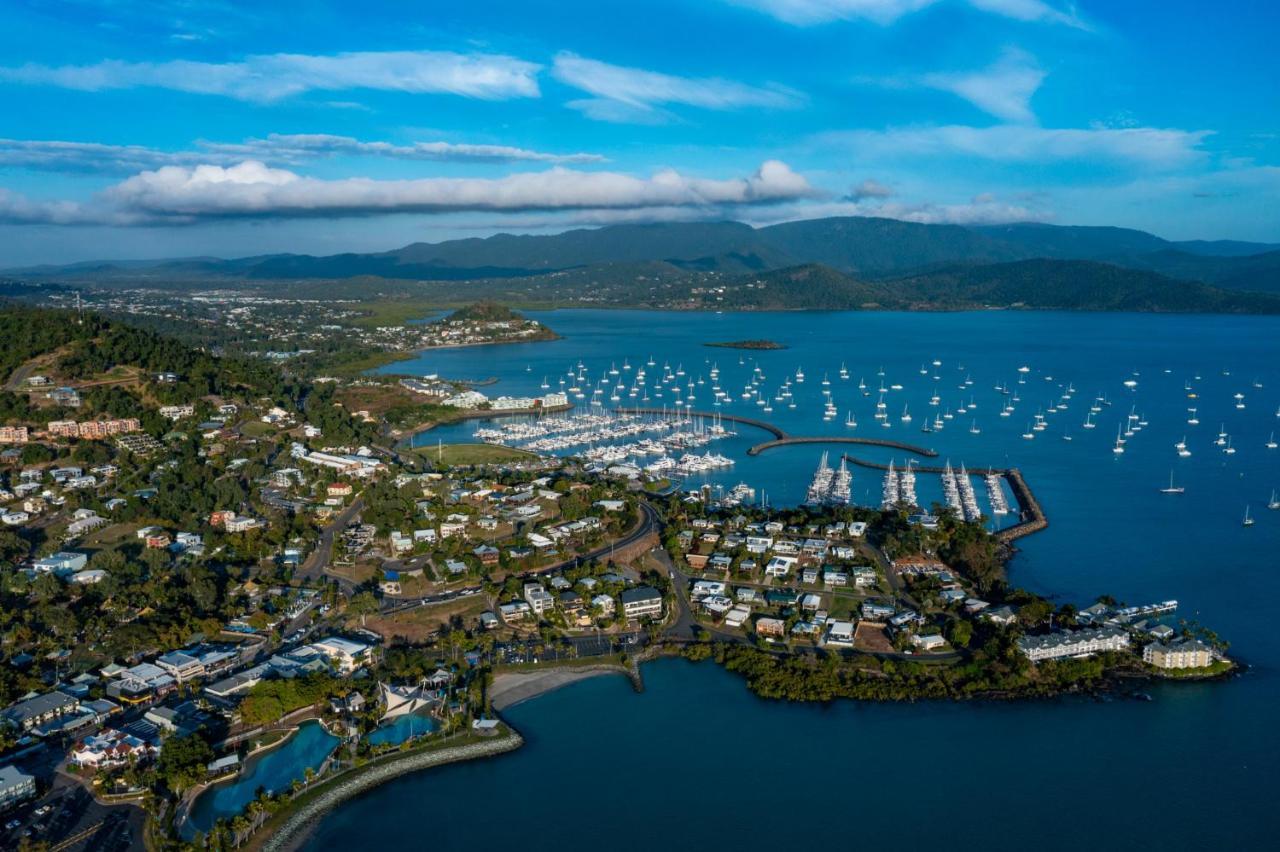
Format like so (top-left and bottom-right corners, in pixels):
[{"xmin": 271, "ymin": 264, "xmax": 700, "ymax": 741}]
[
  {"xmin": 304, "ymin": 309, "xmax": 1280, "ymax": 848},
  {"xmin": 186, "ymin": 720, "xmax": 338, "ymax": 836}
]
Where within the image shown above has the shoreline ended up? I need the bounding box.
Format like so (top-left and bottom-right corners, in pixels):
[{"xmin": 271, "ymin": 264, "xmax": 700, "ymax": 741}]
[
  {"xmin": 257, "ymin": 731, "xmax": 524, "ymax": 852},
  {"xmin": 175, "ymin": 716, "xmax": 318, "ymax": 834},
  {"xmin": 490, "ymin": 664, "xmax": 635, "ymax": 710},
  {"xmin": 392, "ymin": 402, "xmax": 575, "ymax": 448}
]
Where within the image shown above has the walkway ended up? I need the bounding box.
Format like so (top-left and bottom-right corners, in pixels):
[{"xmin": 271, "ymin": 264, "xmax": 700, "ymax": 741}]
[{"xmin": 617, "ymin": 407, "xmax": 935, "ymax": 458}]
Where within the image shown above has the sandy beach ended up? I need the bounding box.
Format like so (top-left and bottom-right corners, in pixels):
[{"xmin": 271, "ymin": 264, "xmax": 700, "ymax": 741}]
[{"xmin": 490, "ymin": 665, "xmax": 633, "ymax": 710}]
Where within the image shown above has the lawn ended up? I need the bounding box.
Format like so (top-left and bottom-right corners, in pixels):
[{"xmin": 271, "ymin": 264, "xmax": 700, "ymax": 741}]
[
  {"xmin": 356, "ymin": 595, "xmax": 491, "ymax": 644},
  {"xmin": 239, "ymin": 420, "xmax": 276, "ymax": 438},
  {"xmin": 412, "ymin": 442, "xmax": 539, "ymax": 466}
]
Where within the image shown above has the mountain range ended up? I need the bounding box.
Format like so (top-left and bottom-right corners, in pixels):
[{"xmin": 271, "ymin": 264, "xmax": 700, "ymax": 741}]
[{"xmin": 7, "ymin": 217, "xmax": 1279, "ymax": 312}]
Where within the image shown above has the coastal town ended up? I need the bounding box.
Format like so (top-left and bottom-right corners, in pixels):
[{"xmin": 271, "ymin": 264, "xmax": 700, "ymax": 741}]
[{"xmin": 0, "ymin": 301, "xmax": 1236, "ymax": 852}]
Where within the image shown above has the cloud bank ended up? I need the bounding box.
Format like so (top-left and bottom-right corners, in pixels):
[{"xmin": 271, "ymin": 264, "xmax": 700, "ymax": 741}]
[
  {"xmin": 0, "ymin": 160, "xmax": 817, "ymax": 224},
  {"xmin": 822, "ymin": 124, "xmax": 1212, "ymax": 169},
  {"xmin": 0, "ymin": 50, "xmax": 542, "ymax": 101},
  {"xmin": 0, "ymin": 134, "xmax": 605, "ymax": 174}
]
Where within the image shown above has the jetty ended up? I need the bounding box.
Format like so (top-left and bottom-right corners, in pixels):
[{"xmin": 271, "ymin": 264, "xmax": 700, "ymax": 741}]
[
  {"xmin": 617, "ymin": 407, "xmax": 935, "ymax": 458},
  {"xmin": 841, "ymin": 455, "xmax": 1048, "ymax": 542},
  {"xmin": 746, "ymin": 435, "xmax": 937, "ymax": 457},
  {"xmin": 617, "ymin": 407, "xmax": 784, "ymax": 439}
]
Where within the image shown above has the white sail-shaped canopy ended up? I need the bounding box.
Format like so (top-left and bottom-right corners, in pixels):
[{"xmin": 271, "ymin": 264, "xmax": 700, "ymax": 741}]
[{"xmin": 380, "ymin": 681, "xmax": 430, "ymax": 721}]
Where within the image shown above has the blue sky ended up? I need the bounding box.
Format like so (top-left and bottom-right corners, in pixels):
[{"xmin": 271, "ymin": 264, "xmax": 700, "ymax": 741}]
[{"xmin": 0, "ymin": 0, "xmax": 1276, "ymax": 264}]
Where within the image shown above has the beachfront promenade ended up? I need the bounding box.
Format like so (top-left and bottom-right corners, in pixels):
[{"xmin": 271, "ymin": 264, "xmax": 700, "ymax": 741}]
[{"xmin": 617, "ymin": 407, "xmax": 938, "ymax": 458}]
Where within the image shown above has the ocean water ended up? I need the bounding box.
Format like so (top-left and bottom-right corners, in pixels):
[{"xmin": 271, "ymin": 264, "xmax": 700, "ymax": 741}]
[
  {"xmin": 303, "ymin": 309, "xmax": 1280, "ymax": 848},
  {"xmin": 185, "ymin": 720, "xmax": 338, "ymax": 836}
]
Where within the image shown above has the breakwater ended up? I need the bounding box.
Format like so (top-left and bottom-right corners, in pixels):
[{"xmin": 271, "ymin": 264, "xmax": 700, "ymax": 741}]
[
  {"xmin": 996, "ymin": 467, "xmax": 1048, "ymax": 542},
  {"xmin": 750, "ymin": 435, "xmax": 938, "ymax": 457},
  {"xmin": 617, "ymin": 407, "xmax": 786, "ymax": 439},
  {"xmin": 260, "ymin": 732, "xmax": 524, "ymax": 852},
  {"xmin": 615, "ymin": 407, "xmax": 935, "ymax": 458},
  {"xmin": 840, "ymin": 454, "xmax": 1048, "ymax": 542}
]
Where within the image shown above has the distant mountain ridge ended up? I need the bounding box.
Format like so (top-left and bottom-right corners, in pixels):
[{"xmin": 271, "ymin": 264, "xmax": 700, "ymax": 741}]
[{"xmin": 6, "ymin": 216, "xmax": 1279, "ymax": 309}]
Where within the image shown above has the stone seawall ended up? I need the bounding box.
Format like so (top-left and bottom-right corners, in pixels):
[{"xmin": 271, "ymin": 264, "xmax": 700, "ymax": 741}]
[{"xmin": 261, "ymin": 733, "xmax": 524, "ymax": 852}]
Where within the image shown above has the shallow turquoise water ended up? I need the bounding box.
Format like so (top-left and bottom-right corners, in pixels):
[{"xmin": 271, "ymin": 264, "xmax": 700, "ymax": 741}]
[
  {"xmin": 309, "ymin": 309, "xmax": 1280, "ymax": 848},
  {"xmin": 185, "ymin": 720, "xmax": 338, "ymax": 836},
  {"xmin": 366, "ymin": 711, "xmax": 436, "ymax": 747}
]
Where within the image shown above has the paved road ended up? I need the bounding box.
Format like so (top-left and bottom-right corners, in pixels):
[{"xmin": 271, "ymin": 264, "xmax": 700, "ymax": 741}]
[
  {"xmin": 3, "ymin": 360, "xmax": 37, "ymax": 392},
  {"xmin": 297, "ymin": 495, "xmax": 365, "ymax": 587},
  {"xmin": 374, "ymin": 502, "xmax": 661, "ymax": 617},
  {"xmin": 550, "ymin": 501, "xmax": 662, "ymax": 572}
]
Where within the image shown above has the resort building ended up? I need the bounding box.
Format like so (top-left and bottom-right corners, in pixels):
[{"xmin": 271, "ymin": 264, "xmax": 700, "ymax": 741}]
[
  {"xmin": 0, "ymin": 426, "xmax": 29, "ymax": 444},
  {"xmin": 620, "ymin": 586, "xmax": 663, "ymax": 621},
  {"xmin": 1016, "ymin": 627, "xmax": 1130, "ymax": 662},
  {"xmin": 309, "ymin": 638, "xmax": 372, "ymax": 675},
  {"xmin": 0, "ymin": 765, "xmax": 36, "ymax": 809},
  {"xmin": 2, "ymin": 690, "xmax": 79, "ymax": 732},
  {"xmin": 1144, "ymin": 638, "xmax": 1214, "ymax": 669},
  {"xmin": 523, "ymin": 583, "xmax": 556, "ymax": 616}
]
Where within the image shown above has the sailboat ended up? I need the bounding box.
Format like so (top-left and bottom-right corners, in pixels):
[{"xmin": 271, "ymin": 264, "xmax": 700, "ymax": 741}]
[
  {"xmin": 1242, "ymin": 506, "xmax": 1255, "ymax": 527},
  {"xmin": 1159, "ymin": 471, "xmax": 1185, "ymax": 494},
  {"xmin": 1112, "ymin": 426, "xmax": 1125, "ymax": 454},
  {"xmin": 1268, "ymin": 489, "xmax": 1280, "ymax": 510},
  {"xmin": 1267, "ymin": 432, "xmax": 1278, "ymax": 450}
]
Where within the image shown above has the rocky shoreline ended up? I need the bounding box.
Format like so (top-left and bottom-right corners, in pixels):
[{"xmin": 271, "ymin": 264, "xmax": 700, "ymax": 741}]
[{"xmin": 259, "ymin": 731, "xmax": 524, "ymax": 852}]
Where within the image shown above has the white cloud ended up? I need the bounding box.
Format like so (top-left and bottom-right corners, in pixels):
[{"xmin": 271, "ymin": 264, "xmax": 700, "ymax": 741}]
[
  {"xmin": 0, "ymin": 134, "xmax": 604, "ymax": 174},
  {"xmin": 967, "ymin": 0, "xmax": 1087, "ymax": 29},
  {"xmin": 0, "ymin": 138, "xmax": 204, "ymax": 173},
  {"xmin": 200, "ymin": 134, "xmax": 606, "ymax": 165},
  {"xmin": 552, "ymin": 52, "xmax": 802, "ymax": 122},
  {"xmin": 740, "ymin": 193, "xmax": 1050, "ymax": 227},
  {"xmin": 821, "ymin": 124, "xmax": 1213, "ymax": 169},
  {"xmin": 729, "ymin": 0, "xmax": 1084, "ymax": 26},
  {"xmin": 0, "ymin": 50, "xmax": 542, "ymax": 101},
  {"xmin": 846, "ymin": 178, "xmax": 895, "ymax": 200},
  {"xmin": 728, "ymin": 0, "xmax": 938, "ymax": 25},
  {"xmin": 97, "ymin": 159, "xmax": 817, "ymax": 220},
  {"xmin": 919, "ymin": 48, "xmax": 1045, "ymax": 123},
  {"xmin": 0, "ymin": 189, "xmax": 103, "ymax": 225}
]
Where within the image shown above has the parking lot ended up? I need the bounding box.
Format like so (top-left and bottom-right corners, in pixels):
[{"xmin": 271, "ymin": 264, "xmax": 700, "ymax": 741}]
[{"xmin": 2, "ymin": 773, "xmax": 144, "ymax": 852}]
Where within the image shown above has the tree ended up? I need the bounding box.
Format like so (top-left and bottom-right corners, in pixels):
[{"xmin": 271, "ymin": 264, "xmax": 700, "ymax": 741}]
[
  {"xmin": 156, "ymin": 733, "xmax": 214, "ymax": 793},
  {"xmin": 946, "ymin": 619, "xmax": 973, "ymax": 648}
]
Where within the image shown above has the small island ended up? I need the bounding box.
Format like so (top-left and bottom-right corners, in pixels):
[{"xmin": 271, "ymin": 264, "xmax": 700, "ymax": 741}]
[{"xmin": 704, "ymin": 339, "xmax": 787, "ymax": 350}]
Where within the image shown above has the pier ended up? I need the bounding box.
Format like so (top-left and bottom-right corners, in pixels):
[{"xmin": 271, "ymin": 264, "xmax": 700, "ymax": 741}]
[
  {"xmin": 748, "ymin": 435, "xmax": 938, "ymax": 458},
  {"xmin": 616, "ymin": 407, "xmax": 935, "ymax": 458},
  {"xmin": 997, "ymin": 467, "xmax": 1048, "ymax": 542},
  {"xmin": 616, "ymin": 407, "xmax": 785, "ymax": 439},
  {"xmin": 840, "ymin": 455, "xmax": 1049, "ymax": 542}
]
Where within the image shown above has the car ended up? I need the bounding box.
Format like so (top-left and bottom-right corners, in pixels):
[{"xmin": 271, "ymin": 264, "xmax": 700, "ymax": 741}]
[
  {"xmin": 5, "ymin": 819, "xmax": 20, "ymax": 830},
  {"xmin": 34, "ymin": 806, "xmax": 51, "ymax": 816}
]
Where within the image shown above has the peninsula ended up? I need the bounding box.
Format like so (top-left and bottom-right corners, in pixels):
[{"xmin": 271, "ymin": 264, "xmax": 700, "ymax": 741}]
[{"xmin": 0, "ymin": 303, "xmax": 1237, "ymax": 852}]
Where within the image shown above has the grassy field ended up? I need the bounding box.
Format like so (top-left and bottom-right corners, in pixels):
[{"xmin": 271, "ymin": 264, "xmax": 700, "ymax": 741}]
[
  {"xmin": 239, "ymin": 420, "xmax": 277, "ymax": 438},
  {"xmin": 356, "ymin": 595, "xmax": 490, "ymax": 644},
  {"xmin": 412, "ymin": 442, "xmax": 539, "ymax": 466}
]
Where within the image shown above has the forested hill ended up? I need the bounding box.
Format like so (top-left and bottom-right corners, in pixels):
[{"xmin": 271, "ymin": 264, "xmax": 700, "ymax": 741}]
[
  {"xmin": 10, "ymin": 216, "xmax": 1278, "ymax": 300},
  {"xmin": 0, "ymin": 303, "xmax": 284, "ymax": 398},
  {"xmin": 716, "ymin": 261, "xmax": 1280, "ymax": 313}
]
